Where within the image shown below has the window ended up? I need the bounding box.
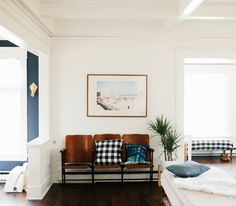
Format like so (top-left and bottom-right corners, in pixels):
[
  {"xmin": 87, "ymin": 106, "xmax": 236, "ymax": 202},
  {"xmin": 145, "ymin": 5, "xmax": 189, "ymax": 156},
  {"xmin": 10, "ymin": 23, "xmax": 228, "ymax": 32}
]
[
  {"xmin": 0, "ymin": 48, "xmax": 27, "ymax": 161},
  {"xmin": 184, "ymin": 64, "xmax": 231, "ymax": 137}
]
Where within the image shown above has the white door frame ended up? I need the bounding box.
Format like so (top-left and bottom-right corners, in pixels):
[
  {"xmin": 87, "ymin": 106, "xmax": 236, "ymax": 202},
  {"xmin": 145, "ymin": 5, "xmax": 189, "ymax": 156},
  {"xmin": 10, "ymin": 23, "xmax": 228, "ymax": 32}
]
[{"xmin": 175, "ymin": 49, "xmax": 236, "ymax": 162}]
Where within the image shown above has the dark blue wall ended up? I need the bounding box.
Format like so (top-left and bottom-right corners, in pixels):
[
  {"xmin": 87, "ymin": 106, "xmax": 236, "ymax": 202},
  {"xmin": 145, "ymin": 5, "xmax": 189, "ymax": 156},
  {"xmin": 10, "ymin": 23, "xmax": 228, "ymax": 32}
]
[
  {"xmin": 0, "ymin": 41, "xmax": 39, "ymax": 170},
  {"xmin": 0, "ymin": 40, "xmax": 18, "ymax": 47},
  {"xmin": 27, "ymin": 52, "xmax": 39, "ymax": 141}
]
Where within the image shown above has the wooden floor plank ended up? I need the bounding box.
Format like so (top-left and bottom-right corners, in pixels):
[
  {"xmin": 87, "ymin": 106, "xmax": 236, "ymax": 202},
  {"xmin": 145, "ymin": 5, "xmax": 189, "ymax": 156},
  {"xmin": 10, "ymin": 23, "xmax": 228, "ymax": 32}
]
[{"xmin": 0, "ymin": 182, "xmax": 162, "ymax": 206}]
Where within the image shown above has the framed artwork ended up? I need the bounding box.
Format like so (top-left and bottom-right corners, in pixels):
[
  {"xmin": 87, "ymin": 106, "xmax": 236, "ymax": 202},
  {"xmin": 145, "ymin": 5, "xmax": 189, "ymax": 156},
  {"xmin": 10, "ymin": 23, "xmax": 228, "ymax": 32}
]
[{"xmin": 87, "ymin": 74, "xmax": 147, "ymax": 117}]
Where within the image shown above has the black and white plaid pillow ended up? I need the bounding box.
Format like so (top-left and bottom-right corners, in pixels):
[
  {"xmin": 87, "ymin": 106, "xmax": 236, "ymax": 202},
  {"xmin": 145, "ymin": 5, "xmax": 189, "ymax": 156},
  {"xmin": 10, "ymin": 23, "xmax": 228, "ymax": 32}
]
[{"xmin": 95, "ymin": 139, "xmax": 123, "ymax": 165}]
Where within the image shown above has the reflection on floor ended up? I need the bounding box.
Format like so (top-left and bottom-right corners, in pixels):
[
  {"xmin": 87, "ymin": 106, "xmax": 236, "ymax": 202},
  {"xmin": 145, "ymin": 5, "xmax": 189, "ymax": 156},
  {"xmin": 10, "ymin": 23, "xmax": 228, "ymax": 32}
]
[
  {"xmin": 193, "ymin": 156, "xmax": 236, "ymax": 178},
  {"xmin": 0, "ymin": 182, "xmax": 161, "ymax": 206}
]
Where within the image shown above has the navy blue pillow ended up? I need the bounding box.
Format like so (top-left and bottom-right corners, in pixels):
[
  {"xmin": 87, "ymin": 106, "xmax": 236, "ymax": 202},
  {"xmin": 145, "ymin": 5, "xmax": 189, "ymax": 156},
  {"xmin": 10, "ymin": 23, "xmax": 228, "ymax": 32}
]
[
  {"xmin": 166, "ymin": 161, "xmax": 210, "ymax": 178},
  {"xmin": 126, "ymin": 144, "xmax": 149, "ymax": 164}
]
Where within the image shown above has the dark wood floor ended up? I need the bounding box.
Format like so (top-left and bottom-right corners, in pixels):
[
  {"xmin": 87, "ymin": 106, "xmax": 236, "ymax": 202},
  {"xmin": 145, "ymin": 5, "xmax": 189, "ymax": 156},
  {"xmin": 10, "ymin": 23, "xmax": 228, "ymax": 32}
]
[
  {"xmin": 1, "ymin": 156, "xmax": 235, "ymax": 206},
  {"xmin": 192, "ymin": 156, "xmax": 236, "ymax": 178},
  {"xmin": 0, "ymin": 182, "xmax": 162, "ymax": 206}
]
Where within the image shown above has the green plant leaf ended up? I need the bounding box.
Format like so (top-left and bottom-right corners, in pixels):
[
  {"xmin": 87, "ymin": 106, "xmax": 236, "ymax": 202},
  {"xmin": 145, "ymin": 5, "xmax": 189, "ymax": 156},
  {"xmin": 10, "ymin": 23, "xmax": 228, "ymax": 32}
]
[
  {"xmin": 148, "ymin": 115, "xmax": 183, "ymax": 161},
  {"xmin": 148, "ymin": 115, "xmax": 173, "ymax": 137}
]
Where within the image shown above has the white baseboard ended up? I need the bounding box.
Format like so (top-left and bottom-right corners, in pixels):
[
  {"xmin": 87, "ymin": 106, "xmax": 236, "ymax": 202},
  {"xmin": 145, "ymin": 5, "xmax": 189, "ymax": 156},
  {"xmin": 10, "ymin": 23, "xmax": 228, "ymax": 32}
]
[{"xmin": 27, "ymin": 175, "xmax": 52, "ymax": 200}]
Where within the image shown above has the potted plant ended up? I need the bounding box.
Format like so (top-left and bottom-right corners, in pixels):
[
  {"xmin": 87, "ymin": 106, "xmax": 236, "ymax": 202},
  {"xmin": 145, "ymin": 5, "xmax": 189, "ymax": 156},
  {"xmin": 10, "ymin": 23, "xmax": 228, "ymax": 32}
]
[
  {"xmin": 163, "ymin": 129, "xmax": 182, "ymax": 161},
  {"xmin": 148, "ymin": 115, "xmax": 182, "ymax": 162}
]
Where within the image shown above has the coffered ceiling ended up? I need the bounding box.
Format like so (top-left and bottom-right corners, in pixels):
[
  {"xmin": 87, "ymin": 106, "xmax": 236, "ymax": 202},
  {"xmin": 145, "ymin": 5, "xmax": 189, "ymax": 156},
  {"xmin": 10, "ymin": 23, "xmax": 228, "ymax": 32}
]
[{"xmin": 10, "ymin": 0, "xmax": 236, "ymax": 37}]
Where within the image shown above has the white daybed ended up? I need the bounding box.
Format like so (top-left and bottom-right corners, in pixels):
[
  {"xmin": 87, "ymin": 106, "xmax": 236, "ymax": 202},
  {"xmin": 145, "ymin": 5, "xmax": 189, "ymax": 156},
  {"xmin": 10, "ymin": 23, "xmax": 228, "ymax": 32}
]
[{"xmin": 161, "ymin": 167, "xmax": 236, "ymax": 206}]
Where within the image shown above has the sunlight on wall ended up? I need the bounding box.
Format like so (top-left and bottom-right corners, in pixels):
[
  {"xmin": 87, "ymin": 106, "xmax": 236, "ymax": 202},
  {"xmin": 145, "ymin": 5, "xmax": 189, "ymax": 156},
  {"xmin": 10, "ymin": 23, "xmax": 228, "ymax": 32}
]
[{"xmin": 185, "ymin": 67, "xmax": 229, "ymax": 136}]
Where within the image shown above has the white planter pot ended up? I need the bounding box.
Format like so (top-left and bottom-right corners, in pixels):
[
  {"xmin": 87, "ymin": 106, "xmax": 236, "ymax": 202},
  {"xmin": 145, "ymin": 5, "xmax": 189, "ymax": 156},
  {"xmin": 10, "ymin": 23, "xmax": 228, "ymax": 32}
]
[{"xmin": 160, "ymin": 160, "xmax": 178, "ymax": 171}]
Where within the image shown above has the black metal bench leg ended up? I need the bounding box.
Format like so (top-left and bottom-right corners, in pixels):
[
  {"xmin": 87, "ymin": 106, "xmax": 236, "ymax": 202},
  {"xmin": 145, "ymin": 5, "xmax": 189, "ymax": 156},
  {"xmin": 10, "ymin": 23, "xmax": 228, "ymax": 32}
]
[
  {"xmin": 61, "ymin": 169, "xmax": 64, "ymax": 184},
  {"xmin": 61, "ymin": 170, "xmax": 63, "ymax": 184},
  {"xmin": 121, "ymin": 166, "xmax": 124, "ymax": 183},
  {"xmin": 92, "ymin": 166, "xmax": 94, "ymax": 184},
  {"xmin": 62, "ymin": 169, "xmax": 66, "ymax": 184},
  {"xmin": 61, "ymin": 152, "xmax": 66, "ymax": 184},
  {"xmin": 150, "ymin": 166, "xmax": 153, "ymax": 181},
  {"xmin": 231, "ymin": 149, "xmax": 233, "ymax": 163}
]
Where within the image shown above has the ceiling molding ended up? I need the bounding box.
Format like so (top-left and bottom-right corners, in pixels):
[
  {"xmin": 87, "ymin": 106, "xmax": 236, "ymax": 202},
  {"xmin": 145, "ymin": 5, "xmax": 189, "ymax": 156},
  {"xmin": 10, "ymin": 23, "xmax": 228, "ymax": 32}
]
[
  {"xmin": 0, "ymin": 0, "xmax": 51, "ymax": 53},
  {"xmin": 2, "ymin": 0, "xmax": 236, "ymax": 38},
  {"xmin": 11, "ymin": 0, "xmax": 54, "ymax": 36},
  {"xmin": 39, "ymin": 0, "xmax": 178, "ymax": 5}
]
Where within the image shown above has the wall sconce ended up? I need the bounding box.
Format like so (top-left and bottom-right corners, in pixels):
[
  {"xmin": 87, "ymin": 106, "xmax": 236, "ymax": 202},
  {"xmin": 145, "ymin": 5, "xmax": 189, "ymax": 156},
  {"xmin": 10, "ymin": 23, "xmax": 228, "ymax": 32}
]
[{"xmin": 29, "ymin": 82, "xmax": 38, "ymax": 97}]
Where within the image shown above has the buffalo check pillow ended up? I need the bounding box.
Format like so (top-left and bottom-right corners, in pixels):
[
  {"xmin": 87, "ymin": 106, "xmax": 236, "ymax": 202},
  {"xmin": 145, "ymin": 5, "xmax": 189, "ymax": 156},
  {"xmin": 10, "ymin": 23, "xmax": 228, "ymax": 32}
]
[{"xmin": 95, "ymin": 139, "xmax": 123, "ymax": 165}]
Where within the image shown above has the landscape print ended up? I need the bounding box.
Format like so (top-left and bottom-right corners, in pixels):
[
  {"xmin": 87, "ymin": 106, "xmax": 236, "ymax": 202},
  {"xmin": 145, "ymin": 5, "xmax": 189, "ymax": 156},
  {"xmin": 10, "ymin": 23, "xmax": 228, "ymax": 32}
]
[
  {"xmin": 96, "ymin": 81, "xmax": 138, "ymax": 111},
  {"xmin": 87, "ymin": 74, "xmax": 147, "ymax": 117}
]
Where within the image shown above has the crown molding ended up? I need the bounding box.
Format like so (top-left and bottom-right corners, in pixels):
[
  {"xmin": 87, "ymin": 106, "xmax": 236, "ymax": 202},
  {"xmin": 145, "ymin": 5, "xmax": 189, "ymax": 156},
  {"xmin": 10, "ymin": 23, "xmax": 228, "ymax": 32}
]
[
  {"xmin": 0, "ymin": 0, "xmax": 51, "ymax": 53},
  {"xmin": 11, "ymin": 0, "xmax": 54, "ymax": 36}
]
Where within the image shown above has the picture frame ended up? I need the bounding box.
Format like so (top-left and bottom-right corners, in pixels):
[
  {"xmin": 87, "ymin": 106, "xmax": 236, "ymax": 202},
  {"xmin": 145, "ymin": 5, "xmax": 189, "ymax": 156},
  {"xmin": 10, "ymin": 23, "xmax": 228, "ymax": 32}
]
[{"xmin": 87, "ymin": 74, "xmax": 147, "ymax": 117}]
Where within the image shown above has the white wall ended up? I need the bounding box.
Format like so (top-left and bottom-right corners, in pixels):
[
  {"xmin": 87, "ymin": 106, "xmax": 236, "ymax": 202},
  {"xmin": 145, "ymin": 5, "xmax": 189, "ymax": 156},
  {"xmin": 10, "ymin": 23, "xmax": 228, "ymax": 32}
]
[
  {"xmin": 50, "ymin": 36, "xmax": 236, "ymax": 182},
  {"xmin": 39, "ymin": 52, "xmax": 51, "ymax": 140},
  {"xmin": 228, "ymin": 67, "xmax": 236, "ymax": 144},
  {"xmin": 50, "ymin": 37, "xmax": 176, "ymax": 181}
]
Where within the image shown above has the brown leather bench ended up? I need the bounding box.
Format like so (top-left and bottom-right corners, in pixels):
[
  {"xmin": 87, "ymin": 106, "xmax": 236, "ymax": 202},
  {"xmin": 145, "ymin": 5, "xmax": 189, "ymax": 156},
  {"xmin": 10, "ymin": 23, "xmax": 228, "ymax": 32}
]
[{"xmin": 60, "ymin": 133, "xmax": 160, "ymax": 184}]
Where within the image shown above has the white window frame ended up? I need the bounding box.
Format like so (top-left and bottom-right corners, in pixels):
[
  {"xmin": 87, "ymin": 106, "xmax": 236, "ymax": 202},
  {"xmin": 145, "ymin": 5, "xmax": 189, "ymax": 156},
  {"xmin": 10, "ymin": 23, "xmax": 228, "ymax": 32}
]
[{"xmin": 0, "ymin": 48, "xmax": 27, "ymax": 161}]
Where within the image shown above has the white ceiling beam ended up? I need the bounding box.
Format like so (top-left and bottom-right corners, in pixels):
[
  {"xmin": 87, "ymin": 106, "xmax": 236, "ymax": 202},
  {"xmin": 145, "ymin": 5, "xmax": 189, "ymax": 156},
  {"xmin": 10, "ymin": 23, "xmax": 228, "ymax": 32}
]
[
  {"xmin": 188, "ymin": 4, "xmax": 236, "ymax": 19},
  {"xmin": 179, "ymin": 0, "xmax": 205, "ymax": 20},
  {"xmin": 165, "ymin": 0, "xmax": 205, "ymax": 30},
  {"xmin": 188, "ymin": 17, "xmax": 236, "ymax": 20}
]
